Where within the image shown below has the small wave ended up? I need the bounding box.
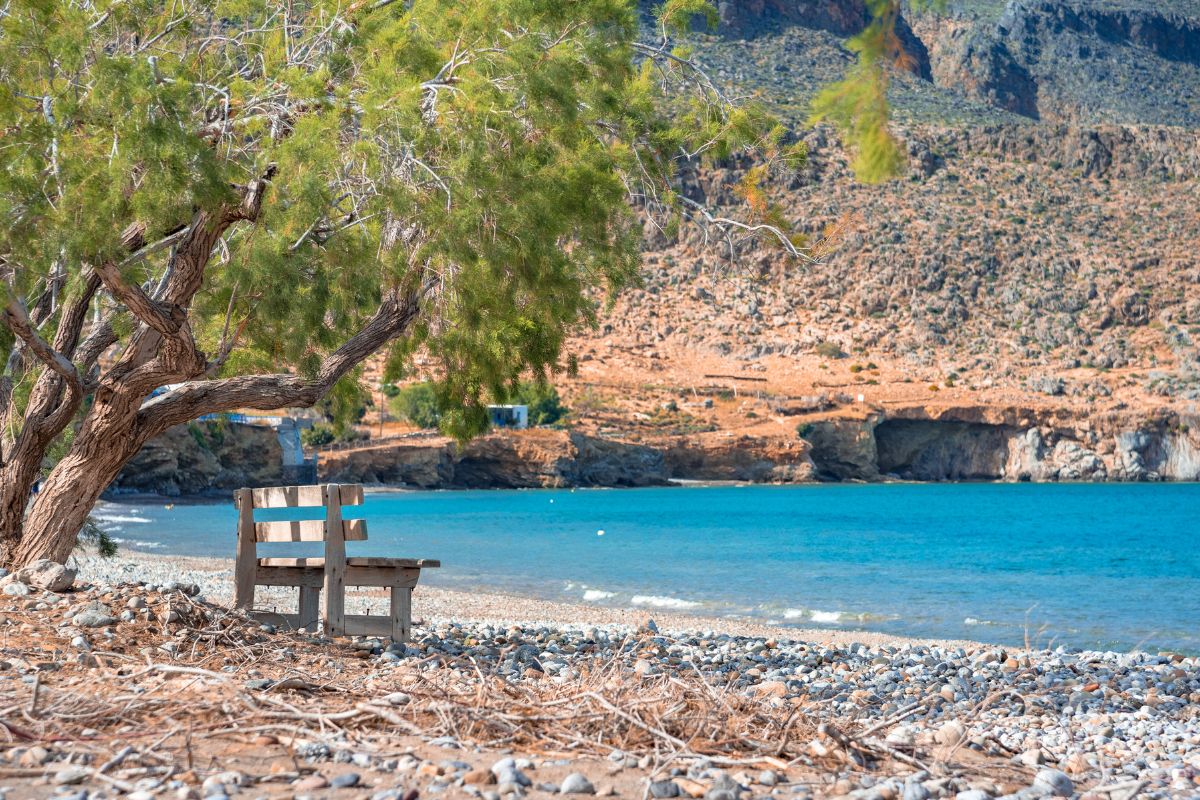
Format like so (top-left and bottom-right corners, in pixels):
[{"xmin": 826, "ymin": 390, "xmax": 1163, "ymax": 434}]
[
  {"xmin": 109, "ymin": 537, "xmax": 164, "ymax": 550},
  {"xmin": 809, "ymin": 610, "xmax": 843, "ymax": 624},
  {"xmin": 582, "ymin": 589, "xmax": 616, "ymax": 602},
  {"xmin": 964, "ymin": 617, "xmax": 999, "ymax": 626},
  {"xmin": 93, "ymin": 514, "xmax": 152, "ymax": 525},
  {"xmin": 782, "ymin": 608, "xmax": 807, "ymax": 620},
  {"xmin": 631, "ymin": 594, "xmax": 701, "ymax": 610}
]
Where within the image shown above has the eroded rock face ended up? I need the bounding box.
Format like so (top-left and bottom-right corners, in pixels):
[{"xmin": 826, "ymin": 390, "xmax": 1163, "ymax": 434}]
[
  {"xmin": 321, "ymin": 430, "xmax": 670, "ymax": 489},
  {"xmin": 924, "ymin": 1, "xmax": 1200, "ymax": 126},
  {"xmin": 112, "ymin": 421, "xmax": 284, "ymax": 496},
  {"xmin": 802, "ymin": 407, "xmax": 1200, "ymax": 483}
]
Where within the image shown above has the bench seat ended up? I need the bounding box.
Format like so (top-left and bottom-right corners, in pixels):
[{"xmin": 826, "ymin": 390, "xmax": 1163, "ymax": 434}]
[{"xmin": 258, "ymin": 557, "xmax": 441, "ymax": 568}]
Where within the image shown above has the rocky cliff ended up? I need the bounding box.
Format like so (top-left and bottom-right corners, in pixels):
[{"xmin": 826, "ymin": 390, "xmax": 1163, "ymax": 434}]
[
  {"xmin": 805, "ymin": 405, "xmax": 1200, "ymax": 482},
  {"xmin": 110, "ymin": 421, "xmax": 286, "ymax": 496},
  {"xmin": 319, "ymin": 430, "xmax": 671, "ymax": 489}
]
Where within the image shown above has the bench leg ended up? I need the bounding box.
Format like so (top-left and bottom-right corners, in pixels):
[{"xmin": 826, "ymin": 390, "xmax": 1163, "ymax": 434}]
[
  {"xmin": 390, "ymin": 586, "xmax": 412, "ymax": 643},
  {"xmin": 298, "ymin": 587, "xmax": 320, "ymax": 630}
]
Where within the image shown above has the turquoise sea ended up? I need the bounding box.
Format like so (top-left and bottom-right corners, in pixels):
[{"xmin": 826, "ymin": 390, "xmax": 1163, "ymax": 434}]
[{"xmin": 95, "ymin": 483, "xmax": 1200, "ymax": 653}]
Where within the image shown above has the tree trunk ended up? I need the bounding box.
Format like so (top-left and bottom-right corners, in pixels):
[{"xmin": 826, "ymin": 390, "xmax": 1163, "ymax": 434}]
[
  {"xmin": 0, "ymin": 461, "xmax": 39, "ymax": 565},
  {"xmin": 9, "ymin": 394, "xmax": 145, "ymax": 567}
]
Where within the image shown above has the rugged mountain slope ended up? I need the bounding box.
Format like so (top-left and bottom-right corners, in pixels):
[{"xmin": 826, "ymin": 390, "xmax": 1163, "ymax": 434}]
[{"xmin": 119, "ymin": 0, "xmax": 1200, "ymax": 490}]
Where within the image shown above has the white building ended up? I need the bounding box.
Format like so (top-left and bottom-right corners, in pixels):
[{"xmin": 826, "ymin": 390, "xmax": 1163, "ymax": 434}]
[{"xmin": 487, "ymin": 404, "xmax": 528, "ymax": 429}]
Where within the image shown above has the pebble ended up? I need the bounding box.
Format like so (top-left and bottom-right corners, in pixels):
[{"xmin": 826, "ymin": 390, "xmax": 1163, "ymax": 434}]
[
  {"xmin": 651, "ymin": 780, "xmax": 681, "ymax": 798},
  {"xmin": 331, "ymin": 772, "xmax": 361, "ymax": 788},
  {"xmin": 1032, "ymin": 769, "xmax": 1073, "ymax": 797},
  {"xmin": 52, "ymin": 767, "xmax": 91, "ymax": 785},
  {"xmin": 295, "ymin": 774, "xmax": 329, "ymax": 790},
  {"xmin": 561, "ymin": 773, "xmax": 596, "ymax": 795},
  {"xmin": 72, "ymin": 608, "xmax": 116, "ymax": 628}
]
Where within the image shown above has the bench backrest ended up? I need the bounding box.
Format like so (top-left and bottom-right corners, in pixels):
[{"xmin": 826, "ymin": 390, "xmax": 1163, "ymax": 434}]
[{"xmin": 235, "ymin": 484, "xmax": 367, "ymax": 543}]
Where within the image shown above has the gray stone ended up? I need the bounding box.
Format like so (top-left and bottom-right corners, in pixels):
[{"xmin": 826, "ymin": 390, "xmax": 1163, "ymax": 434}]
[
  {"xmin": 560, "ymin": 774, "xmax": 595, "ymax": 795},
  {"xmin": 18, "ymin": 559, "xmax": 76, "ymax": 592},
  {"xmin": 53, "ymin": 767, "xmax": 91, "ymax": 785},
  {"xmin": 72, "ymin": 608, "xmax": 116, "ymax": 628},
  {"xmin": 331, "ymin": 773, "xmax": 360, "ymax": 788},
  {"xmin": 3, "ymin": 582, "xmax": 31, "ymax": 597},
  {"xmin": 1031, "ymin": 770, "xmax": 1072, "ymax": 798},
  {"xmin": 650, "ymin": 780, "xmax": 681, "ymax": 798}
]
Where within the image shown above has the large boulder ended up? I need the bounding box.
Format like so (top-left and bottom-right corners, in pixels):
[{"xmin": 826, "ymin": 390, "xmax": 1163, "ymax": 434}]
[{"xmin": 17, "ymin": 559, "xmax": 76, "ymax": 592}]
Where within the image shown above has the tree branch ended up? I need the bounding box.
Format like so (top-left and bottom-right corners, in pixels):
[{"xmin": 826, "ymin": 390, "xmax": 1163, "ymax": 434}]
[
  {"xmin": 2, "ymin": 301, "xmax": 81, "ymax": 390},
  {"xmin": 94, "ymin": 261, "xmax": 183, "ymax": 338},
  {"xmin": 138, "ymin": 280, "xmax": 430, "ymax": 436}
]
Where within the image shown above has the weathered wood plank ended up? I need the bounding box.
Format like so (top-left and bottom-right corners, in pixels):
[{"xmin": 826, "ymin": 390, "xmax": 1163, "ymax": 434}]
[
  {"xmin": 257, "ymin": 557, "xmax": 436, "ymax": 569},
  {"xmin": 234, "ymin": 489, "xmax": 257, "ymax": 609},
  {"xmin": 254, "ymin": 566, "xmax": 324, "ymax": 587},
  {"xmin": 345, "ymin": 566, "xmax": 420, "ymax": 588},
  {"xmin": 298, "ymin": 587, "xmax": 321, "ymax": 629},
  {"xmin": 251, "ymin": 485, "xmax": 326, "ymax": 508},
  {"xmin": 250, "ymin": 612, "xmax": 399, "ymax": 638},
  {"xmin": 254, "ymin": 518, "xmax": 367, "ymax": 542},
  {"xmin": 391, "ymin": 586, "xmax": 412, "ymax": 643},
  {"xmin": 323, "ymin": 484, "xmax": 347, "ymax": 637},
  {"xmin": 250, "ymin": 484, "xmax": 365, "ymax": 508}
]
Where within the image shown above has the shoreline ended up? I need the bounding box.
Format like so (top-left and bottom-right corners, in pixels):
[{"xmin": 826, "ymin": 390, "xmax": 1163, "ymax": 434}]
[{"xmin": 67, "ymin": 550, "xmax": 1046, "ymax": 653}]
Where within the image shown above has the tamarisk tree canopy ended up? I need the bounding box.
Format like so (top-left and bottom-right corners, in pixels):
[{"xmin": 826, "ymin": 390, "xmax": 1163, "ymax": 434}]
[{"xmin": 0, "ymin": 0, "xmax": 913, "ymax": 565}]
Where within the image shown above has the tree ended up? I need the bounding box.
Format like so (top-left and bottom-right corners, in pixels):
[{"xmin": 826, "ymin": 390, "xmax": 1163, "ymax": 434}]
[
  {"xmin": 389, "ymin": 382, "xmax": 441, "ymax": 430},
  {"xmin": 0, "ymin": 0, "xmax": 917, "ymax": 568},
  {"xmin": 514, "ymin": 382, "xmax": 568, "ymax": 427}
]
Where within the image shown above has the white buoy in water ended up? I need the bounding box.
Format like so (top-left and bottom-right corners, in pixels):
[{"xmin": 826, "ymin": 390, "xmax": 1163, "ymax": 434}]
[{"xmin": 597, "ymin": 529, "xmax": 605, "ymax": 536}]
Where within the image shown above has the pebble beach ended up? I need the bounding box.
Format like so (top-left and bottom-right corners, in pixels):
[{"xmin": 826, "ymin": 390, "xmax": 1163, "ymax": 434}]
[{"xmin": 0, "ymin": 552, "xmax": 1197, "ymax": 800}]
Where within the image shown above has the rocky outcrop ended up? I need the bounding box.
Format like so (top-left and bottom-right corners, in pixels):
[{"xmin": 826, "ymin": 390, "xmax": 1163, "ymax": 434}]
[
  {"xmin": 320, "ymin": 430, "xmax": 670, "ymax": 489},
  {"xmin": 711, "ymin": 0, "xmax": 932, "ymax": 79},
  {"xmin": 924, "ymin": 1, "xmax": 1200, "ymax": 126},
  {"xmin": 663, "ymin": 433, "xmax": 815, "ymax": 482},
  {"xmin": 111, "ymin": 421, "xmax": 286, "ymax": 496},
  {"xmin": 801, "ymin": 406, "xmax": 1200, "ymax": 482}
]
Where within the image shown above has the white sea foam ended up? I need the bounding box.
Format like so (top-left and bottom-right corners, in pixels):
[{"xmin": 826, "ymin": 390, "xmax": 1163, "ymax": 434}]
[
  {"xmin": 93, "ymin": 514, "xmax": 153, "ymax": 525},
  {"xmin": 630, "ymin": 594, "xmax": 701, "ymax": 610},
  {"xmin": 582, "ymin": 589, "xmax": 616, "ymax": 602},
  {"xmin": 782, "ymin": 608, "xmax": 807, "ymax": 620},
  {"xmin": 109, "ymin": 537, "xmax": 164, "ymax": 549},
  {"xmin": 963, "ymin": 617, "xmax": 998, "ymax": 626},
  {"xmin": 809, "ymin": 610, "xmax": 843, "ymax": 624}
]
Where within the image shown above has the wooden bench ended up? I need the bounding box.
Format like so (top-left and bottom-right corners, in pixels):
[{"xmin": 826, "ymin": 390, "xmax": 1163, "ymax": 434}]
[{"xmin": 233, "ymin": 483, "xmax": 439, "ymax": 642}]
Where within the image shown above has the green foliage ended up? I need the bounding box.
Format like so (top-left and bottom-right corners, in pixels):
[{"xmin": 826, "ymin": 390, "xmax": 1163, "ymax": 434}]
[
  {"xmin": 389, "ymin": 382, "xmax": 442, "ymax": 429},
  {"xmin": 658, "ymin": 0, "xmax": 720, "ymax": 34},
  {"xmin": 0, "ymin": 0, "xmax": 914, "ymax": 456},
  {"xmin": 77, "ymin": 518, "xmax": 118, "ymax": 558},
  {"xmin": 301, "ymin": 425, "xmax": 336, "ymax": 448},
  {"xmin": 187, "ymin": 423, "xmax": 210, "ymax": 452},
  {"xmin": 809, "ymin": 0, "xmax": 946, "ymax": 182},
  {"xmin": 513, "ymin": 382, "xmax": 568, "ymax": 426},
  {"xmin": 815, "ymin": 341, "xmax": 848, "ymax": 359}
]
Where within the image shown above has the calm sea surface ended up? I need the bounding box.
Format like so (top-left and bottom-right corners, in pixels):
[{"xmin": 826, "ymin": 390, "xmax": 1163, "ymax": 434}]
[{"xmin": 95, "ymin": 483, "xmax": 1200, "ymax": 653}]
